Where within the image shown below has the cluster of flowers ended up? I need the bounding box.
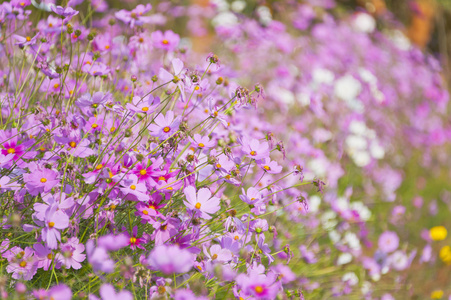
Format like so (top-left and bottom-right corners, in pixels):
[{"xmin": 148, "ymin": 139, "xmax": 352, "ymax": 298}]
[{"xmin": 0, "ymin": 0, "xmax": 450, "ymax": 299}]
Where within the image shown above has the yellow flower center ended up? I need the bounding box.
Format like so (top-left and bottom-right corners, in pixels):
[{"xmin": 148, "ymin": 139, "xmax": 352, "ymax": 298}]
[
  {"xmin": 105, "ymin": 45, "xmax": 110, "ymax": 50},
  {"xmin": 40, "ymin": 178, "xmax": 47, "ymax": 183},
  {"xmin": 162, "ymin": 39, "xmax": 169, "ymax": 45},
  {"xmin": 216, "ymin": 163, "xmax": 221, "ymax": 168},
  {"xmin": 234, "ymin": 235, "xmax": 239, "ymax": 240},
  {"xmin": 48, "ymin": 221, "xmax": 55, "ymax": 228},
  {"xmin": 140, "ymin": 169, "xmax": 147, "ymax": 175},
  {"xmin": 91, "ymin": 124, "xmax": 98, "ymax": 128},
  {"xmin": 195, "ymin": 202, "xmax": 201, "ymax": 209},
  {"xmin": 149, "ymin": 205, "xmax": 156, "ymax": 210},
  {"xmin": 263, "ymin": 165, "xmax": 271, "ymax": 171},
  {"xmin": 130, "ymin": 237, "xmax": 137, "ymax": 244},
  {"xmin": 130, "ymin": 185, "xmax": 136, "ymax": 190},
  {"xmin": 96, "ymin": 164, "xmax": 103, "ymax": 170},
  {"xmin": 197, "ymin": 265, "xmax": 202, "ymax": 271},
  {"xmin": 19, "ymin": 261, "xmax": 27, "ymax": 268},
  {"xmin": 110, "ymin": 127, "xmax": 116, "ymax": 133},
  {"xmin": 53, "ymin": 83, "xmax": 59, "ymax": 89},
  {"xmin": 254, "ymin": 286, "xmax": 263, "ymax": 294},
  {"xmin": 69, "ymin": 141, "xmax": 77, "ymax": 148},
  {"xmin": 142, "ymin": 107, "xmax": 149, "ymax": 112},
  {"xmin": 250, "ymin": 151, "xmax": 257, "ymax": 156},
  {"xmin": 142, "ymin": 210, "xmax": 148, "ymax": 215},
  {"xmin": 26, "ymin": 36, "xmax": 31, "ymax": 42},
  {"xmin": 163, "ymin": 126, "xmax": 171, "ymax": 133},
  {"xmin": 158, "ymin": 176, "xmax": 166, "ymax": 181},
  {"xmin": 47, "ymin": 253, "xmax": 53, "ymax": 259},
  {"xmin": 198, "ymin": 143, "xmax": 205, "ymax": 148},
  {"xmin": 211, "ymin": 254, "xmax": 218, "ymax": 260},
  {"xmin": 7, "ymin": 148, "xmax": 15, "ymax": 154},
  {"xmin": 195, "ymin": 86, "xmax": 200, "ymax": 91}
]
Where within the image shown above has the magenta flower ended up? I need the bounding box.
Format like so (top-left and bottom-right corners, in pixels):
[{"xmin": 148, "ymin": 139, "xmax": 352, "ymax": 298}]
[
  {"xmin": 40, "ymin": 205, "xmax": 70, "ymax": 249},
  {"xmin": 151, "ymin": 30, "xmax": 180, "ymax": 51},
  {"xmin": 236, "ymin": 271, "xmax": 280, "ymax": 299},
  {"xmin": 123, "ymin": 226, "xmax": 149, "ymax": 250},
  {"xmin": 184, "ymin": 186, "xmax": 220, "ymax": 219},
  {"xmin": 148, "ymin": 245, "xmax": 195, "ymax": 274},
  {"xmin": 148, "ymin": 111, "xmax": 181, "ymax": 140},
  {"xmin": 378, "ymin": 231, "xmax": 399, "ymax": 253},
  {"xmin": 86, "ymin": 240, "xmax": 115, "ymax": 273}
]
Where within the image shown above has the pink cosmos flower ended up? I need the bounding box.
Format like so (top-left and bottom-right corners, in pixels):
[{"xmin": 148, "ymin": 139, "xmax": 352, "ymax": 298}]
[
  {"xmin": 118, "ymin": 174, "xmax": 149, "ymax": 202},
  {"xmin": 126, "ymin": 95, "xmax": 160, "ymax": 115},
  {"xmin": 115, "ymin": 4, "xmax": 152, "ymax": 28},
  {"xmin": 151, "ymin": 30, "xmax": 180, "ymax": 51},
  {"xmin": 57, "ymin": 237, "xmax": 86, "ymax": 270},
  {"xmin": 257, "ymin": 158, "xmax": 283, "ymax": 174},
  {"xmin": 378, "ymin": 231, "xmax": 399, "ymax": 253},
  {"xmin": 90, "ymin": 284, "xmax": 133, "ymax": 300},
  {"xmin": 5, "ymin": 246, "xmax": 38, "ymax": 280},
  {"xmin": 33, "ymin": 284, "xmax": 72, "ymax": 300},
  {"xmin": 34, "ymin": 244, "xmax": 60, "ymax": 271},
  {"xmin": 241, "ymin": 137, "xmax": 271, "ymax": 160},
  {"xmin": 183, "ymin": 186, "xmax": 220, "ymax": 219},
  {"xmin": 148, "ymin": 245, "xmax": 195, "ymax": 274},
  {"xmin": 240, "ymin": 187, "xmax": 263, "ymax": 205},
  {"xmin": 189, "ymin": 134, "xmax": 216, "ymax": 150},
  {"xmin": 148, "ymin": 111, "xmax": 181, "ymax": 140},
  {"xmin": 23, "ymin": 165, "xmax": 59, "ymax": 196},
  {"xmin": 236, "ymin": 271, "xmax": 280, "ymax": 299},
  {"xmin": 40, "ymin": 205, "xmax": 70, "ymax": 249},
  {"xmin": 203, "ymin": 244, "xmax": 232, "ymax": 263},
  {"xmin": 51, "ymin": 5, "xmax": 79, "ymax": 20}
]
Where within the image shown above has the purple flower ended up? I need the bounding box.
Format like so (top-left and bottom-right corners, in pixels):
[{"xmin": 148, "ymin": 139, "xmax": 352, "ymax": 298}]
[
  {"xmin": 184, "ymin": 185, "xmax": 220, "ymax": 219},
  {"xmin": 378, "ymin": 231, "xmax": 399, "ymax": 253},
  {"xmin": 123, "ymin": 226, "xmax": 149, "ymax": 250},
  {"xmin": 148, "ymin": 111, "xmax": 181, "ymax": 140},
  {"xmin": 151, "ymin": 30, "xmax": 180, "ymax": 51},
  {"xmin": 236, "ymin": 271, "xmax": 280, "ymax": 299},
  {"xmin": 148, "ymin": 245, "xmax": 195, "ymax": 274}
]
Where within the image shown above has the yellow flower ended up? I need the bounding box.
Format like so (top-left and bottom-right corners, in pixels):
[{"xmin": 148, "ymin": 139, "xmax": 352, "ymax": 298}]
[
  {"xmin": 431, "ymin": 289, "xmax": 444, "ymax": 299},
  {"xmin": 439, "ymin": 246, "xmax": 451, "ymax": 264},
  {"xmin": 430, "ymin": 226, "xmax": 447, "ymax": 241}
]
